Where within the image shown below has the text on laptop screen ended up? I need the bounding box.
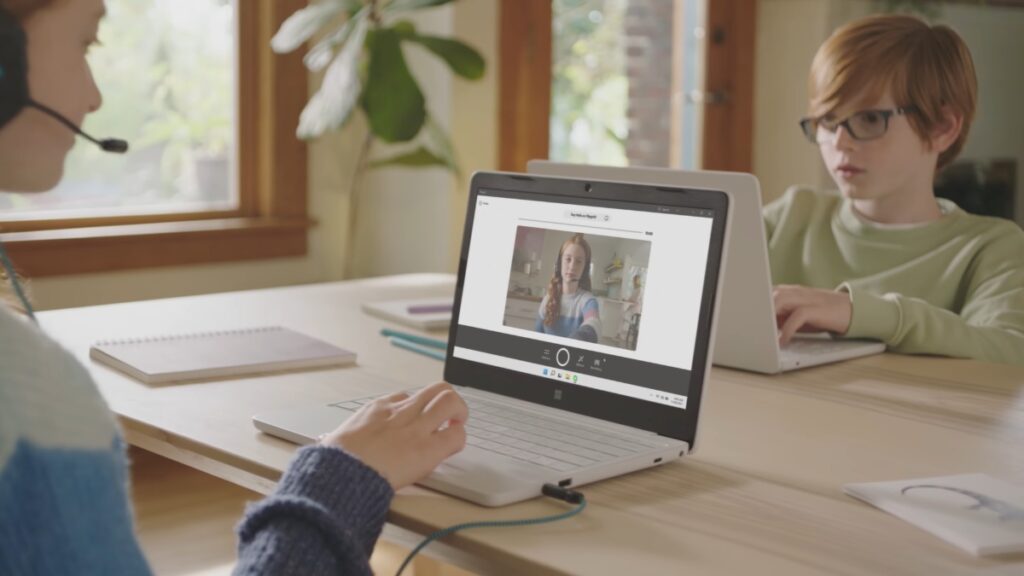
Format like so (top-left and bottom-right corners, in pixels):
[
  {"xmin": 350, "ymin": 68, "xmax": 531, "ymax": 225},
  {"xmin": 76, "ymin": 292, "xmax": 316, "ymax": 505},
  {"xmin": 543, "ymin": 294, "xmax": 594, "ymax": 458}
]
[{"xmin": 453, "ymin": 189, "xmax": 714, "ymax": 409}]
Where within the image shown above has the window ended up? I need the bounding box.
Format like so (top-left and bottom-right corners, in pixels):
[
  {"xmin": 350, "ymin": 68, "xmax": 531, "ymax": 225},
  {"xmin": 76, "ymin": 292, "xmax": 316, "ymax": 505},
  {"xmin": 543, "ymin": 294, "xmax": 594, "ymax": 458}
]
[
  {"xmin": 549, "ymin": 0, "xmax": 704, "ymax": 169},
  {"xmin": 550, "ymin": 0, "xmax": 628, "ymax": 166},
  {"xmin": 500, "ymin": 0, "xmax": 754, "ymax": 174},
  {"xmin": 0, "ymin": 0, "xmax": 236, "ymax": 220},
  {"xmin": 0, "ymin": 0, "xmax": 310, "ymax": 277}
]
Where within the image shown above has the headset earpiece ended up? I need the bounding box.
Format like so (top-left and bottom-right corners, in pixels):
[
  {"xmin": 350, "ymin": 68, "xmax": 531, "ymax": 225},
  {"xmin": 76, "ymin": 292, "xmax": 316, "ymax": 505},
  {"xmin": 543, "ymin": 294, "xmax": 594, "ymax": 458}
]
[{"xmin": 0, "ymin": 6, "xmax": 29, "ymax": 130}]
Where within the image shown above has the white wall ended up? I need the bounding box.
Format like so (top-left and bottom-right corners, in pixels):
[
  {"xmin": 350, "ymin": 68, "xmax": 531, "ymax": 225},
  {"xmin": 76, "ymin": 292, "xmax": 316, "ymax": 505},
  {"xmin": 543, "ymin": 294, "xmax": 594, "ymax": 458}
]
[
  {"xmin": 943, "ymin": 4, "xmax": 1024, "ymax": 225},
  {"xmin": 451, "ymin": 0, "xmax": 499, "ymax": 268},
  {"xmin": 30, "ymin": 2, "xmax": 500, "ymax": 310},
  {"xmin": 752, "ymin": 0, "xmax": 833, "ymax": 204},
  {"xmin": 510, "ymin": 231, "xmax": 651, "ymax": 298}
]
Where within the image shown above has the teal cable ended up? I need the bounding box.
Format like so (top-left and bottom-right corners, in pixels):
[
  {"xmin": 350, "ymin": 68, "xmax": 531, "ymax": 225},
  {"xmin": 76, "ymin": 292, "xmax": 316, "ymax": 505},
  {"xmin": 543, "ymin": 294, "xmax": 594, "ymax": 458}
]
[{"xmin": 395, "ymin": 495, "xmax": 587, "ymax": 576}]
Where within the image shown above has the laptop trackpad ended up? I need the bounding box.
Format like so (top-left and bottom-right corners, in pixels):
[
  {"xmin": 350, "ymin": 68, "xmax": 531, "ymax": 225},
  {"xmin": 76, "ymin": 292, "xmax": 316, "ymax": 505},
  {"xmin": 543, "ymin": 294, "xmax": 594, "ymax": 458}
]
[{"xmin": 420, "ymin": 446, "xmax": 555, "ymax": 507}]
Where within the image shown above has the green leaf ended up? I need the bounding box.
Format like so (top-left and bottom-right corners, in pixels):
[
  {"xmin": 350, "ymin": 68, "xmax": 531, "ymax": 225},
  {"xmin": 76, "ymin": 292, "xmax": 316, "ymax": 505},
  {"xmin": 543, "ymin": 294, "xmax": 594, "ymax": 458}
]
[
  {"xmin": 369, "ymin": 146, "xmax": 449, "ymax": 169},
  {"xmin": 296, "ymin": 16, "xmax": 369, "ymax": 139},
  {"xmin": 384, "ymin": 0, "xmax": 455, "ymax": 14},
  {"xmin": 303, "ymin": 7, "xmax": 367, "ymax": 72},
  {"xmin": 362, "ymin": 28, "xmax": 426, "ymax": 143},
  {"xmin": 424, "ymin": 115, "xmax": 459, "ymax": 174},
  {"xmin": 391, "ymin": 20, "xmax": 416, "ymax": 39},
  {"xmin": 271, "ymin": 2, "xmax": 344, "ymax": 54},
  {"xmin": 604, "ymin": 124, "xmax": 625, "ymax": 147},
  {"xmin": 404, "ymin": 35, "xmax": 485, "ymax": 80},
  {"xmin": 369, "ymin": 115, "xmax": 458, "ymax": 173},
  {"xmin": 339, "ymin": 0, "xmax": 366, "ymax": 12}
]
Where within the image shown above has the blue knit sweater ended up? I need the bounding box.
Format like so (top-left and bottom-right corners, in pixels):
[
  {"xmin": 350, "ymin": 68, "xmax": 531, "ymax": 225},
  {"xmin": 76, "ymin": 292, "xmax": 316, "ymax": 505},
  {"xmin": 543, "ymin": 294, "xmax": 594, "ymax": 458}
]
[{"xmin": 0, "ymin": 306, "xmax": 394, "ymax": 575}]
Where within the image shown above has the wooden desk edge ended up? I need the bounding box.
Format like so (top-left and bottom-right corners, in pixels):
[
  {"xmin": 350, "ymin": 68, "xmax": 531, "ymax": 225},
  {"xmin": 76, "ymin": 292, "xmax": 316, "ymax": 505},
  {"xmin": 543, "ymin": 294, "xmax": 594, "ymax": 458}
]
[
  {"xmin": 122, "ymin": 418, "xmax": 280, "ymax": 496},
  {"xmin": 122, "ymin": 418, "xmax": 560, "ymax": 575}
]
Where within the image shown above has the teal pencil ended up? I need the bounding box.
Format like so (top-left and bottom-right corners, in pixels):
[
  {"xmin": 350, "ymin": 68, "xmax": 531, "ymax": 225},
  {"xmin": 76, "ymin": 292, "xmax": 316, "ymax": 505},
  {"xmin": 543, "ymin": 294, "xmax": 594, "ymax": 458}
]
[
  {"xmin": 380, "ymin": 328, "xmax": 447, "ymax": 350},
  {"xmin": 388, "ymin": 336, "xmax": 446, "ymax": 361}
]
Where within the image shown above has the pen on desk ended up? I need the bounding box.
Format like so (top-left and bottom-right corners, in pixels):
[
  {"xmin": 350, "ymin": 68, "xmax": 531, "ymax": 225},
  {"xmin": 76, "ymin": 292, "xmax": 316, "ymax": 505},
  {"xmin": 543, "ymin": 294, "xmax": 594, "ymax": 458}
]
[
  {"xmin": 380, "ymin": 328, "xmax": 447, "ymax": 349},
  {"xmin": 388, "ymin": 336, "xmax": 446, "ymax": 361}
]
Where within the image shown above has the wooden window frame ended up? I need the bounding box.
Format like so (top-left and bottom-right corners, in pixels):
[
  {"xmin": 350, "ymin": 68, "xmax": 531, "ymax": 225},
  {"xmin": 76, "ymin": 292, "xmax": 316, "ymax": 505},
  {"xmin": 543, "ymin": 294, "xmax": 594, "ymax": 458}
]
[
  {"xmin": 701, "ymin": 0, "xmax": 756, "ymax": 172},
  {"xmin": 498, "ymin": 0, "xmax": 551, "ymax": 172},
  {"xmin": 0, "ymin": 0, "xmax": 312, "ymax": 277},
  {"xmin": 498, "ymin": 0, "xmax": 755, "ymax": 173}
]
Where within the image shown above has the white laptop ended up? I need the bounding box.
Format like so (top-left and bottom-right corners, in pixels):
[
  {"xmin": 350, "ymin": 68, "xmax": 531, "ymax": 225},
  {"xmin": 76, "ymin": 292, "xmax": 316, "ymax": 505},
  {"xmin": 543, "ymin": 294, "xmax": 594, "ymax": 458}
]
[
  {"xmin": 528, "ymin": 161, "xmax": 886, "ymax": 374},
  {"xmin": 254, "ymin": 171, "xmax": 730, "ymax": 506}
]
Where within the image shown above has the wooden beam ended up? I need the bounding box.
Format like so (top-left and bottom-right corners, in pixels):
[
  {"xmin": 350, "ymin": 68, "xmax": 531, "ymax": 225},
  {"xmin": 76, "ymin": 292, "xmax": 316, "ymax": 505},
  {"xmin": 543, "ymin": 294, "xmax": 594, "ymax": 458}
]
[
  {"xmin": 498, "ymin": 0, "xmax": 552, "ymax": 172},
  {"xmin": 702, "ymin": 0, "xmax": 756, "ymax": 172}
]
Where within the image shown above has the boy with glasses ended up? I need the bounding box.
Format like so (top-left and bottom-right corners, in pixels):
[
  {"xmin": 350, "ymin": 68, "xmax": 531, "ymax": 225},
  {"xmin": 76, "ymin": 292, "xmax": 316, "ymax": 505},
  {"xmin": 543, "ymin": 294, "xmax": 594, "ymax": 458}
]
[{"xmin": 764, "ymin": 14, "xmax": 1024, "ymax": 365}]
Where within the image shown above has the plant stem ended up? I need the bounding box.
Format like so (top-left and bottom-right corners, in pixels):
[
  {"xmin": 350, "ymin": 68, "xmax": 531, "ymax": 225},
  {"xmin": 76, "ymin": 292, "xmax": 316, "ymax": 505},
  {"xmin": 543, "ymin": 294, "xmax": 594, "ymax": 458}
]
[
  {"xmin": 367, "ymin": 0, "xmax": 382, "ymax": 26},
  {"xmin": 343, "ymin": 130, "xmax": 375, "ymax": 278},
  {"xmin": 343, "ymin": 0, "xmax": 379, "ymax": 278}
]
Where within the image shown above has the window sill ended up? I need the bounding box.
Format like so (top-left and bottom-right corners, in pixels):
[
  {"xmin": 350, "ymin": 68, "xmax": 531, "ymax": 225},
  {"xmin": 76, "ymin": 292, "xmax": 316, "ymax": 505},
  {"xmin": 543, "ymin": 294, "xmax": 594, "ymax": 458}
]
[{"xmin": 1, "ymin": 217, "xmax": 314, "ymax": 277}]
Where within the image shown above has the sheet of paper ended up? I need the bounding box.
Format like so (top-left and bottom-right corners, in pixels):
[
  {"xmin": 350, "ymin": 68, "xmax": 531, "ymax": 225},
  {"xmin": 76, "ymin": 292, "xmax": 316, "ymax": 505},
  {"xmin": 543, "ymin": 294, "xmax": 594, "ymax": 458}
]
[{"xmin": 844, "ymin": 473, "xmax": 1024, "ymax": 556}]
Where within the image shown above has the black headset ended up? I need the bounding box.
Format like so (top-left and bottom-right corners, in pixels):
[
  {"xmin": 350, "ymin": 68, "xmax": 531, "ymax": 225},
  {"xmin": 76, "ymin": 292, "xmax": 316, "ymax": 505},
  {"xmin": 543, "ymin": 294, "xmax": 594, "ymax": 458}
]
[{"xmin": 0, "ymin": 6, "xmax": 127, "ymax": 153}]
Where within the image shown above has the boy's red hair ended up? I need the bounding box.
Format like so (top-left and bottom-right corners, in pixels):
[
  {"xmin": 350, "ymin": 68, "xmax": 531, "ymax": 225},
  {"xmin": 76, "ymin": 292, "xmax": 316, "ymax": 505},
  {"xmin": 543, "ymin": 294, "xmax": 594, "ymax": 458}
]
[{"xmin": 809, "ymin": 14, "xmax": 977, "ymax": 170}]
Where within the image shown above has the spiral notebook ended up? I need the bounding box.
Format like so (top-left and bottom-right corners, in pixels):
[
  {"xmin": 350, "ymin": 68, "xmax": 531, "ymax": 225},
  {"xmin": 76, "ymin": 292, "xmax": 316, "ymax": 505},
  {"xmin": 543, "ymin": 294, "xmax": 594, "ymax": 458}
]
[{"xmin": 89, "ymin": 326, "xmax": 357, "ymax": 384}]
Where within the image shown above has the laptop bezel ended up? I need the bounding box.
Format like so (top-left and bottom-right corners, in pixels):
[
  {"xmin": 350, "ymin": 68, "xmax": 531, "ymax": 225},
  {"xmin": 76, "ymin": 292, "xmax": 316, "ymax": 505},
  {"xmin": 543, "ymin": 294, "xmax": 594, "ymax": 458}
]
[{"xmin": 443, "ymin": 171, "xmax": 729, "ymax": 444}]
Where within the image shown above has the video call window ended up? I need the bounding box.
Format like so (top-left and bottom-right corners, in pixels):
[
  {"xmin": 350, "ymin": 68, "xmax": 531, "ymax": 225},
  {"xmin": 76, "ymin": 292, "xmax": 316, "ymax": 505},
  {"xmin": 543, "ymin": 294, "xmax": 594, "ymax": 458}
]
[{"xmin": 503, "ymin": 226, "xmax": 651, "ymax": 352}]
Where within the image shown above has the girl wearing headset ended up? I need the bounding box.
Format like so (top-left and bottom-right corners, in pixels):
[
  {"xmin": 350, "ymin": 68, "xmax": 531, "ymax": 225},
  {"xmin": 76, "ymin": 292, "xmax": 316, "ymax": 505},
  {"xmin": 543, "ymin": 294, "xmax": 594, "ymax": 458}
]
[
  {"xmin": 0, "ymin": 1, "xmax": 467, "ymax": 574},
  {"xmin": 536, "ymin": 233, "xmax": 602, "ymax": 343}
]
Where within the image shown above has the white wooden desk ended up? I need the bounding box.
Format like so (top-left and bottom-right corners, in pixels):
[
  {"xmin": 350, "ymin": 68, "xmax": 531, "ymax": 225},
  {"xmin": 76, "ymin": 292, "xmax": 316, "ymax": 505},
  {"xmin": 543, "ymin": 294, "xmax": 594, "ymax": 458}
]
[{"xmin": 39, "ymin": 274, "xmax": 1024, "ymax": 575}]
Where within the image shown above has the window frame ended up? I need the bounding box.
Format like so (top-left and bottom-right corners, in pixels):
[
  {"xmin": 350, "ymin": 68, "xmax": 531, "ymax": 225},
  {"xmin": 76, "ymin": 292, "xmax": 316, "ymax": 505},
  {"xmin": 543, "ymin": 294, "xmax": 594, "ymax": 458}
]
[
  {"xmin": 498, "ymin": 0, "xmax": 551, "ymax": 172},
  {"xmin": 0, "ymin": 0, "xmax": 312, "ymax": 277},
  {"xmin": 498, "ymin": 0, "xmax": 755, "ymax": 173}
]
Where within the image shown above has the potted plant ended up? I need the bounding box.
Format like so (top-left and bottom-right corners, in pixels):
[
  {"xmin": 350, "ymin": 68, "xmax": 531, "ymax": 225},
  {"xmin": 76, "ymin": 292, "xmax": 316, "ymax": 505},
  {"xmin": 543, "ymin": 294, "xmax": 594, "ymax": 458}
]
[{"xmin": 272, "ymin": 0, "xmax": 486, "ymax": 275}]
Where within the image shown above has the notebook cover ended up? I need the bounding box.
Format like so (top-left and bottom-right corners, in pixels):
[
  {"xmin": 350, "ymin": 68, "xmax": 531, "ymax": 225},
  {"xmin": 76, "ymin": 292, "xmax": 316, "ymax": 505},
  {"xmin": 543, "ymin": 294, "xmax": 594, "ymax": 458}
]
[
  {"xmin": 89, "ymin": 326, "xmax": 356, "ymax": 384},
  {"xmin": 361, "ymin": 298, "xmax": 452, "ymax": 330}
]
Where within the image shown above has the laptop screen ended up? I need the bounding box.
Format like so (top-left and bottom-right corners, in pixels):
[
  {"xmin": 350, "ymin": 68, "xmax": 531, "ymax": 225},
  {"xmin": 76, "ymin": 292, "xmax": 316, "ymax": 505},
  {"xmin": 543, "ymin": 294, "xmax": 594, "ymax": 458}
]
[{"xmin": 446, "ymin": 174, "xmax": 727, "ymax": 441}]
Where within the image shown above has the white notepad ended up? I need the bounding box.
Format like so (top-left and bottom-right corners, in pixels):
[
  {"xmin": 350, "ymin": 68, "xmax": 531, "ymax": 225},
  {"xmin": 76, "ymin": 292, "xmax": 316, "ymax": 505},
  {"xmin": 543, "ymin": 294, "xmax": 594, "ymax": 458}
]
[
  {"xmin": 90, "ymin": 326, "xmax": 356, "ymax": 384},
  {"xmin": 361, "ymin": 298, "xmax": 452, "ymax": 330},
  {"xmin": 844, "ymin": 473, "xmax": 1024, "ymax": 556}
]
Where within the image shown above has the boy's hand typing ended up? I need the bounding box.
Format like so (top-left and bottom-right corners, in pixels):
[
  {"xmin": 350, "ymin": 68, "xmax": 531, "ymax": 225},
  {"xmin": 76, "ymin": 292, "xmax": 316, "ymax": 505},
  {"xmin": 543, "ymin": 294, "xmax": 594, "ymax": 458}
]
[{"xmin": 772, "ymin": 285, "xmax": 853, "ymax": 346}]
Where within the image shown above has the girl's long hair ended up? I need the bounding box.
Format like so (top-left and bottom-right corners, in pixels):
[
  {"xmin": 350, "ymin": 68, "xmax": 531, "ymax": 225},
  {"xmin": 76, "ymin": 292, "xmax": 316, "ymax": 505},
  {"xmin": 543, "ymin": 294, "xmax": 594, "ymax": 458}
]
[
  {"xmin": 0, "ymin": 0, "xmax": 57, "ymax": 316},
  {"xmin": 0, "ymin": 261, "xmax": 30, "ymax": 316},
  {"xmin": 543, "ymin": 233, "xmax": 592, "ymax": 327}
]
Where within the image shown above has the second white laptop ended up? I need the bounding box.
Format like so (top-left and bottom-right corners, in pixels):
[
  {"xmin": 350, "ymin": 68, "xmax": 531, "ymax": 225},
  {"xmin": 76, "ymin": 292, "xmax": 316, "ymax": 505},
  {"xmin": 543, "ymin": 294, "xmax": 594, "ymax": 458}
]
[{"xmin": 528, "ymin": 161, "xmax": 885, "ymax": 374}]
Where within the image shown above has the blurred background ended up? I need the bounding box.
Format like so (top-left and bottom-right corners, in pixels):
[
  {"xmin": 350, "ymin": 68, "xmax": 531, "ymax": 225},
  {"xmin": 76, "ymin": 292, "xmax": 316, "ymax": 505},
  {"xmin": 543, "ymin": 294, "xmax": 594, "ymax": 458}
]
[{"xmin": 1, "ymin": 0, "xmax": 1019, "ymax": 310}]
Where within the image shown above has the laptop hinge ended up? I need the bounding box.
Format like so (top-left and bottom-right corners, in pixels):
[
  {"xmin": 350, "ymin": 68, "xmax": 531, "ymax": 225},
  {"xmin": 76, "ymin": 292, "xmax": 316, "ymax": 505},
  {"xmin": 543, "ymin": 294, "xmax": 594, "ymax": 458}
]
[{"xmin": 458, "ymin": 386, "xmax": 684, "ymax": 443}]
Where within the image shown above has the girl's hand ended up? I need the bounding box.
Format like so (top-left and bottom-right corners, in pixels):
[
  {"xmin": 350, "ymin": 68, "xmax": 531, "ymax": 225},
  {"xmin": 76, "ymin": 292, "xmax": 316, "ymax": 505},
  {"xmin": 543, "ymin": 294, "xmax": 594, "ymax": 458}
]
[{"xmin": 319, "ymin": 382, "xmax": 468, "ymax": 490}]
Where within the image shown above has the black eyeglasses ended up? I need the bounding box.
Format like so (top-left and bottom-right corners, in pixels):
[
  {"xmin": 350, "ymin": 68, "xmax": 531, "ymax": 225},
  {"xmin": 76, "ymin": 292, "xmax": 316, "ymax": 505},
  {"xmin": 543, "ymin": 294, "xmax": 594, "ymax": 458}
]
[{"xmin": 799, "ymin": 106, "xmax": 918, "ymax": 144}]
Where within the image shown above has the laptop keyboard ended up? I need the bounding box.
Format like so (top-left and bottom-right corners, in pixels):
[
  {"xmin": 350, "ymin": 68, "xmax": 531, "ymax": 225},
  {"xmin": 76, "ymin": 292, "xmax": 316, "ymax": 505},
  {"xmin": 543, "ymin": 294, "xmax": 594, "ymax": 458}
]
[{"xmin": 330, "ymin": 394, "xmax": 664, "ymax": 472}]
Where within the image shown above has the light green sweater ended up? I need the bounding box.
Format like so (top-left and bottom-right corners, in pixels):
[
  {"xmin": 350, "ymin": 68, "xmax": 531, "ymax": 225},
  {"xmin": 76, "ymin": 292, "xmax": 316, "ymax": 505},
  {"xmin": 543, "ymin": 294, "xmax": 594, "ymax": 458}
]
[{"xmin": 764, "ymin": 187, "xmax": 1024, "ymax": 366}]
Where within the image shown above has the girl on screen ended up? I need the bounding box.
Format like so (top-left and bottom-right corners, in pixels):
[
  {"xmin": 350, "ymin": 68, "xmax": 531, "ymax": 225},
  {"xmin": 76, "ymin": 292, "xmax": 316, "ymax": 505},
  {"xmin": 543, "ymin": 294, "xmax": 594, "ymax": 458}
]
[{"xmin": 536, "ymin": 233, "xmax": 602, "ymax": 342}]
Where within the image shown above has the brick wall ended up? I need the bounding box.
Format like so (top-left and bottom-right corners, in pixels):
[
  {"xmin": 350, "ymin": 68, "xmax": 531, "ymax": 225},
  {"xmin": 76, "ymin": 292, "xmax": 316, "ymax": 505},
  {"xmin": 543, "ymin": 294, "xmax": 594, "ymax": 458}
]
[{"xmin": 624, "ymin": 0, "xmax": 674, "ymax": 167}]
